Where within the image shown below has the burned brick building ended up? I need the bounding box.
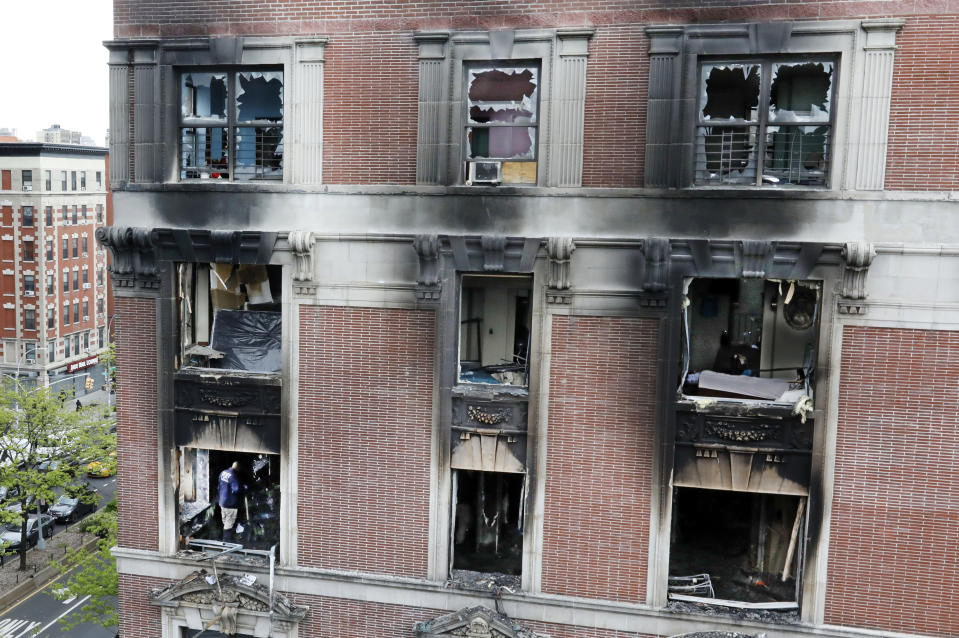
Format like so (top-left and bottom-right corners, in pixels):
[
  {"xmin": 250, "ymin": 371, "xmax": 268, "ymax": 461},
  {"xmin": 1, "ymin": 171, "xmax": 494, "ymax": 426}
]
[{"xmin": 103, "ymin": 2, "xmax": 958, "ymax": 637}]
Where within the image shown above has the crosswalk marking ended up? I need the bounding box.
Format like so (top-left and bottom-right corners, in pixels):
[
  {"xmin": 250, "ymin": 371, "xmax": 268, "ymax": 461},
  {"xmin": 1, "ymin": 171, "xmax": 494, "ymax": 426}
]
[{"xmin": 0, "ymin": 617, "xmax": 41, "ymax": 638}]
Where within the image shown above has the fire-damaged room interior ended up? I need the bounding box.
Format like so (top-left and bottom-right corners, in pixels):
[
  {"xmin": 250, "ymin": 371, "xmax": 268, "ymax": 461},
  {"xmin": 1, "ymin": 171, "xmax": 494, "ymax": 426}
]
[
  {"xmin": 670, "ymin": 276, "xmax": 821, "ymax": 608},
  {"xmin": 459, "ymin": 274, "xmax": 532, "ymax": 387},
  {"xmin": 451, "ymin": 470, "xmax": 525, "ymax": 576},
  {"xmin": 172, "ymin": 261, "xmax": 283, "ymax": 553}
]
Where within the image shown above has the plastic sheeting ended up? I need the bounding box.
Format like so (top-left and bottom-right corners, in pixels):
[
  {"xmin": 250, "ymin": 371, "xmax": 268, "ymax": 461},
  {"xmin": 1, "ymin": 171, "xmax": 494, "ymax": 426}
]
[{"xmin": 210, "ymin": 310, "xmax": 282, "ymax": 373}]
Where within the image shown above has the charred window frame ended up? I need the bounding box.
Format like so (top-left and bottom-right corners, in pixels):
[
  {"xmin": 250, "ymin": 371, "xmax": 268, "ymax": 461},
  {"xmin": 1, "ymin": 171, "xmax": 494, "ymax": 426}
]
[
  {"xmin": 179, "ymin": 69, "xmax": 284, "ymax": 182},
  {"xmin": 450, "ymin": 469, "xmax": 525, "ymax": 581},
  {"xmin": 679, "ymin": 278, "xmax": 822, "ymax": 406},
  {"xmin": 463, "ymin": 62, "xmax": 540, "ymax": 185},
  {"xmin": 695, "ymin": 59, "xmax": 836, "ymax": 187},
  {"xmin": 457, "ymin": 274, "xmax": 533, "ymax": 388}
]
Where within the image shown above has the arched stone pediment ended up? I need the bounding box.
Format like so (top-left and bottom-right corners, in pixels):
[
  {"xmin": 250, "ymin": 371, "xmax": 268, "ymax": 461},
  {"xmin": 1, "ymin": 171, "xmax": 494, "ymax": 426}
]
[{"xmin": 414, "ymin": 606, "xmax": 543, "ymax": 638}]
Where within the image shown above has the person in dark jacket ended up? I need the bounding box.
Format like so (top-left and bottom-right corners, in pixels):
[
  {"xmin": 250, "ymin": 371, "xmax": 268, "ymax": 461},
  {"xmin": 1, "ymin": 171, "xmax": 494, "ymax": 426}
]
[{"xmin": 218, "ymin": 462, "xmax": 244, "ymax": 543}]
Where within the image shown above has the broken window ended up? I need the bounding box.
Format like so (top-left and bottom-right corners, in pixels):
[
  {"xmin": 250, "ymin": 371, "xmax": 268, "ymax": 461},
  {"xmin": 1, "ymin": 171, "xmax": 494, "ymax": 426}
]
[
  {"xmin": 464, "ymin": 63, "xmax": 539, "ymax": 184},
  {"xmin": 696, "ymin": 60, "xmax": 834, "ymax": 186},
  {"xmin": 176, "ymin": 448, "xmax": 280, "ymax": 552},
  {"xmin": 451, "ymin": 470, "xmax": 524, "ymax": 578},
  {"xmin": 679, "ymin": 278, "xmax": 820, "ymax": 406},
  {"xmin": 180, "ymin": 70, "xmax": 283, "ymax": 181},
  {"xmin": 669, "ymin": 487, "xmax": 805, "ymax": 608},
  {"xmin": 458, "ymin": 275, "xmax": 531, "ymax": 387},
  {"xmin": 176, "ymin": 263, "xmax": 282, "ymax": 372}
]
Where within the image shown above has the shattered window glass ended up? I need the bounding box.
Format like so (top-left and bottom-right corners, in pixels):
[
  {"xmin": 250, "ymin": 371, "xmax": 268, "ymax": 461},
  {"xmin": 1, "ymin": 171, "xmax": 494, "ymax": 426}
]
[
  {"xmin": 179, "ymin": 70, "xmax": 283, "ymax": 181},
  {"xmin": 696, "ymin": 59, "xmax": 834, "ymax": 187},
  {"xmin": 181, "ymin": 73, "xmax": 228, "ymax": 123},
  {"xmin": 464, "ymin": 63, "xmax": 539, "ymax": 182},
  {"xmin": 700, "ymin": 64, "xmax": 760, "ymax": 122},
  {"xmin": 769, "ymin": 62, "xmax": 832, "ymax": 123}
]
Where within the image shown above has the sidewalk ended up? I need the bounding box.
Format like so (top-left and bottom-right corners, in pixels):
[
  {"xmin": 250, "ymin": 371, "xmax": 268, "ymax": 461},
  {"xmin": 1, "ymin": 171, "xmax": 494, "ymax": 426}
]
[{"xmin": 0, "ymin": 525, "xmax": 96, "ymax": 611}]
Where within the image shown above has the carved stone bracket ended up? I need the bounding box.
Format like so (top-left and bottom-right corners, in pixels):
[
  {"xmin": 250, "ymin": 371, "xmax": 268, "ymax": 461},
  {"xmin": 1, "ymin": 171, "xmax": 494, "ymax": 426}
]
[
  {"xmin": 95, "ymin": 226, "xmax": 159, "ymax": 290},
  {"xmin": 838, "ymin": 241, "xmax": 877, "ymax": 315},
  {"xmin": 642, "ymin": 238, "xmax": 671, "ymax": 292},
  {"xmin": 289, "ymin": 230, "xmax": 317, "ymax": 296},
  {"xmin": 415, "ymin": 606, "xmax": 545, "ymax": 638},
  {"xmin": 741, "ymin": 240, "xmax": 775, "ymax": 278},
  {"xmin": 481, "ymin": 236, "xmax": 508, "ymax": 271},
  {"xmin": 546, "ymin": 237, "xmax": 575, "ymax": 304},
  {"xmin": 414, "ymin": 234, "xmax": 442, "ymax": 301}
]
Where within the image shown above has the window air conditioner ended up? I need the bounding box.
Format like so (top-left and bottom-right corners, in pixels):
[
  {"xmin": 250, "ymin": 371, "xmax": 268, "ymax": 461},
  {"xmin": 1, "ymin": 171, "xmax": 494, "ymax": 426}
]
[
  {"xmin": 83, "ymin": 316, "xmax": 89, "ymax": 321},
  {"xmin": 80, "ymin": 187, "xmax": 86, "ymax": 191},
  {"xmin": 467, "ymin": 161, "xmax": 502, "ymax": 185},
  {"xmin": 25, "ymin": 358, "xmax": 36, "ymax": 365},
  {"xmin": 83, "ymin": 283, "xmax": 91, "ymax": 289},
  {"xmin": 23, "ymin": 185, "xmax": 32, "ymax": 191},
  {"xmin": 24, "ymin": 291, "xmax": 34, "ymax": 297}
]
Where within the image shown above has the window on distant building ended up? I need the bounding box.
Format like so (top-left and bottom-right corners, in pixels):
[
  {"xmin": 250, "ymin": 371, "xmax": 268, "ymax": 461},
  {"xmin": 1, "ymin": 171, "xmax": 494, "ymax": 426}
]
[
  {"xmin": 63, "ymin": 302, "xmax": 70, "ymax": 326},
  {"xmin": 463, "ymin": 62, "xmax": 540, "ymax": 185},
  {"xmin": 64, "ymin": 336, "xmax": 71, "ymax": 358},
  {"xmin": 72, "ymin": 206, "xmax": 78, "ymax": 225},
  {"xmin": 24, "ymin": 275, "xmax": 34, "ymax": 294},
  {"xmin": 83, "ymin": 331, "xmax": 89, "ymax": 350},
  {"xmin": 71, "ymin": 171, "xmax": 77, "ymax": 191},
  {"xmin": 46, "ymin": 240, "xmax": 53, "ymax": 261},
  {"xmin": 95, "ymin": 171, "xmax": 102, "ymax": 189},
  {"xmin": 23, "ymin": 241, "xmax": 34, "ymax": 262},
  {"xmin": 97, "ymin": 298, "xmax": 104, "ymax": 315},
  {"xmin": 62, "ymin": 237, "xmax": 69, "ymax": 259},
  {"xmin": 47, "ymin": 308, "xmax": 55, "ymax": 329},
  {"xmin": 48, "ymin": 346, "xmax": 55, "ymax": 363},
  {"xmin": 97, "ymin": 268, "xmax": 103, "ymax": 286},
  {"xmin": 60, "ymin": 171, "xmax": 67, "ymax": 190},
  {"xmin": 22, "ymin": 170, "xmax": 32, "ymax": 190},
  {"xmin": 45, "ymin": 206, "xmax": 53, "ymax": 227},
  {"xmin": 72, "ymin": 237, "xmax": 78, "ymax": 259},
  {"xmin": 80, "ymin": 172, "xmax": 87, "ymax": 190},
  {"xmin": 179, "ymin": 70, "xmax": 284, "ymax": 181},
  {"xmin": 82, "ymin": 267, "xmax": 88, "ymax": 285},
  {"xmin": 72, "ymin": 270, "xmax": 79, "ymax": 291},
  {"xmin": 81, "ymin": 236, "xmax": 88, "ymax": 255},
  {"xmin": 46, "ymin": 274, "xmax": 54, "ymax": 295},
  {"xmin": 62, "ymin": 272, "xmax": 69, "ymax": 293},
  {"xmin": 44, "ymin": 170, "xmax": 52, "ymax": 191},
  {"xmin": 24, "ymin": 342, "xmax": 36, "ymax": 361},
  {"xmin": 95, "ymin": 204, "xmax": 103, "ymax": 223},
  {"xmin": 73, "ymin": 301, "xmax": 79, "ymax": 323},
  {"xmin": 694, "ymin": 60, "xmax": 835, "ymax": 187},
  {"xmin": 82, "ymin": 300, "xmax": 89, "ymax": 319},
  {"xmin": 97, "ymin": 326, "xmax": 104, "ymax": 347},
  {"xmin": 62, "ymin": 206, "xmax": 68, "ymax": 224},
  {"xmin": 22, "ymin": 206, "xmax": 34, "ymax": 228},
  {"xmin": 24, "ymin": 309, "xmax": 35, "ymax": 331},
  {"xmin": 73, "ymin": 334, "xmax": 80, "ymax": 354},
  {"xmin": 81, "ymin": 205, "xmax": 87, "ymax": 222}
]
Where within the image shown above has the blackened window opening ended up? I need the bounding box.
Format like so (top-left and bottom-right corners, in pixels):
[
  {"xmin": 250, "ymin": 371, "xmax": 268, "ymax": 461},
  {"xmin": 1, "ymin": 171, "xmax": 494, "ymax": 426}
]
[
  {"xmin": 452, "ymin": 470, "xmax": 524, "ymax": 575},
  {"xmin": 669, "ymin": 487, "xmax": 804, "ymax": 604},
  {"xmin": 177, "ymin": 448, "xmax": 280, "ymax": 552},
  {"xmin": 459, "ymin": 275, "xmax": 532, "ymax": 387}
]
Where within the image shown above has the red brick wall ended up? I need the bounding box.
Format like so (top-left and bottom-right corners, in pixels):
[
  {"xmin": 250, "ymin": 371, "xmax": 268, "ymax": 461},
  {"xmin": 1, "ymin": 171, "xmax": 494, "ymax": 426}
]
[
  {"xmin": 115, "ymin": 296, "xmax": 159, "ymax": 552},
  {"xmin": 117, "ymin": 573, "xmax": 167, "ymax": 638},
  {"xmin": 526, "ymin": 621, "xmax": 659, "ymax": 638},
  {"xmin": 541, "ymin": 315, "xmax": 658, "ymax": 603},
  {"xmin": 826, "ymin": 326, "xmax": 959, "ymax": 636},
  {"xmin": 885, "ymin": 14, "xmax": 959, "ymax": 191},
  {"xmin": 297, "ymin": 305, "xmax": 434, "ymax": 577},
  {"xmin": 294, "ymin": 595, "xmax": 441, "ymax": 637}
]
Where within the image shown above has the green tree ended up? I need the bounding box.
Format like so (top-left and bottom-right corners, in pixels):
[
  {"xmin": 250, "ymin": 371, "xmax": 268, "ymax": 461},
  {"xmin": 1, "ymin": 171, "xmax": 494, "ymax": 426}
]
[
  {"xmin": 0, "ymin": 381, "xmax": 115, "ymax": 571},
  {"xmin": 53, "ymin": 499, "xmax": 118, "ymax": 630}
]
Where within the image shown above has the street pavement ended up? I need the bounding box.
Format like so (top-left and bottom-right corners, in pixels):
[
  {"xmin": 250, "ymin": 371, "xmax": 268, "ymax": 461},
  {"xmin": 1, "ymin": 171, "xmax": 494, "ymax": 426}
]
[{"xmin": 0, "ymin": 473, "xmax": 118, "ymax": 637}]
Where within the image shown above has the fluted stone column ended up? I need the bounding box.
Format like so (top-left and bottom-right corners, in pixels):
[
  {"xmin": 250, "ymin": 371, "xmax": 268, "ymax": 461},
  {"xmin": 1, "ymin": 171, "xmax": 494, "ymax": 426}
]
[
  {"xmin": 547, "ymin": 29, "xmax": 593, "ymax": 187},
  {"xmin": 106, "ymin": 45, "xmax": 131, "ymax": 186},
  {"xmin": 644, "ymin": 27, "xmax": 684, "ymax": 188},
  {"xmin": 292, "ymin": 39, "xmax": 328, "ymax": 184},
  {"xmin": 414, "ymin": 32, "xmax": 450, "ymax": 185}
]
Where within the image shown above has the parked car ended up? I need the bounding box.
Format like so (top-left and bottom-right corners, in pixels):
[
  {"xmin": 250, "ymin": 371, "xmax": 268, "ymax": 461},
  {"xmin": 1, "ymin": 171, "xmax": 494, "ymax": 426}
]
[
  {"xmin": 0, "ymin": 514, "xmax": 54, "ymax": 551},
  {"xmin": 48, "ymin": 492, "xmax": 96, "ymax": 524}
]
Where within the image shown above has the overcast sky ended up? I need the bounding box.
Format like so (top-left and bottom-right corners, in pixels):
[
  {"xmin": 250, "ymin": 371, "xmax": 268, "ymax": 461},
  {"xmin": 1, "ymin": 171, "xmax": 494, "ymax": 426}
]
[{"xmin": 0, "ymin": 0, "xmax": 112, "ymax": 146}]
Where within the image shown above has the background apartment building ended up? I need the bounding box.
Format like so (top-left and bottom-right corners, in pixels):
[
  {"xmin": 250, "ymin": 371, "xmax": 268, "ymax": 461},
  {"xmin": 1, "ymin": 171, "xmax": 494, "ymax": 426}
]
[
  {"xmin": 0, "ymin": 143, "xmax": 112, "ymax": 398},
  {"xmin": 103, "ymin": 2, "xmax": 957, "ymax": 638}
]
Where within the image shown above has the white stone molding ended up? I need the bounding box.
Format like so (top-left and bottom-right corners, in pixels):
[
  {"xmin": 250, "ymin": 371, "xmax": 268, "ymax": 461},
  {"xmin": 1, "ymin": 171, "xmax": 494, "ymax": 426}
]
[
  {"xmin": 288, "ymin": 230, "xmax": 317, "ymax": 297},
  {"xmin": 545, "ymin": 237, "xmax": 575, "ymax": 303},
  {"xmin": 838, "ymin": 241, "xmax": 877, "ymax": 314}
]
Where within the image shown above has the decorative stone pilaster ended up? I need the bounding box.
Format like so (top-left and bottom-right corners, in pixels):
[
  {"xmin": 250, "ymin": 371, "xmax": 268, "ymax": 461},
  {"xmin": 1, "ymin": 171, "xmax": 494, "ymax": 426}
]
[
  {"xmin": 133, "ymin": 43, "xmax": 160, "ymax": 183},
  {"xmin": 548, "ymin": 29, "xmax": 593, "ymax": 187},
  {"xmin": 289, "ymin": 230, "xmax": 317, "ymax": 296},
  {"xmin": 852, "ymin": 20, "xmax": 905, "ymax": 190},
  {"xmin": 105, "ymin": 44, "xmax": 132, "ymax": 186},
  {"xmin": 292, "ymin": 38, "xmax": 328, "ymax": 184},
  {"xmin": 96, "ymin": 226, "xmax": 160, "ymax": 291},
  {"xmin": 546, "ymin": 237, "xmax": 575, "ymax": 304},
  {"xmin": 644, "ymin": 27, "xmax": 684, "ymax": 188},
  {"xmin": 838, "ymin": 241, "xmax": 877, "ymax": 315},
  {"xmin": 414, "ymin": 32, "xmax": 450, "ymax": 185},
  {"xmin": 413, "ymin": 234, "xmax": 441, "ymax": 301}
]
